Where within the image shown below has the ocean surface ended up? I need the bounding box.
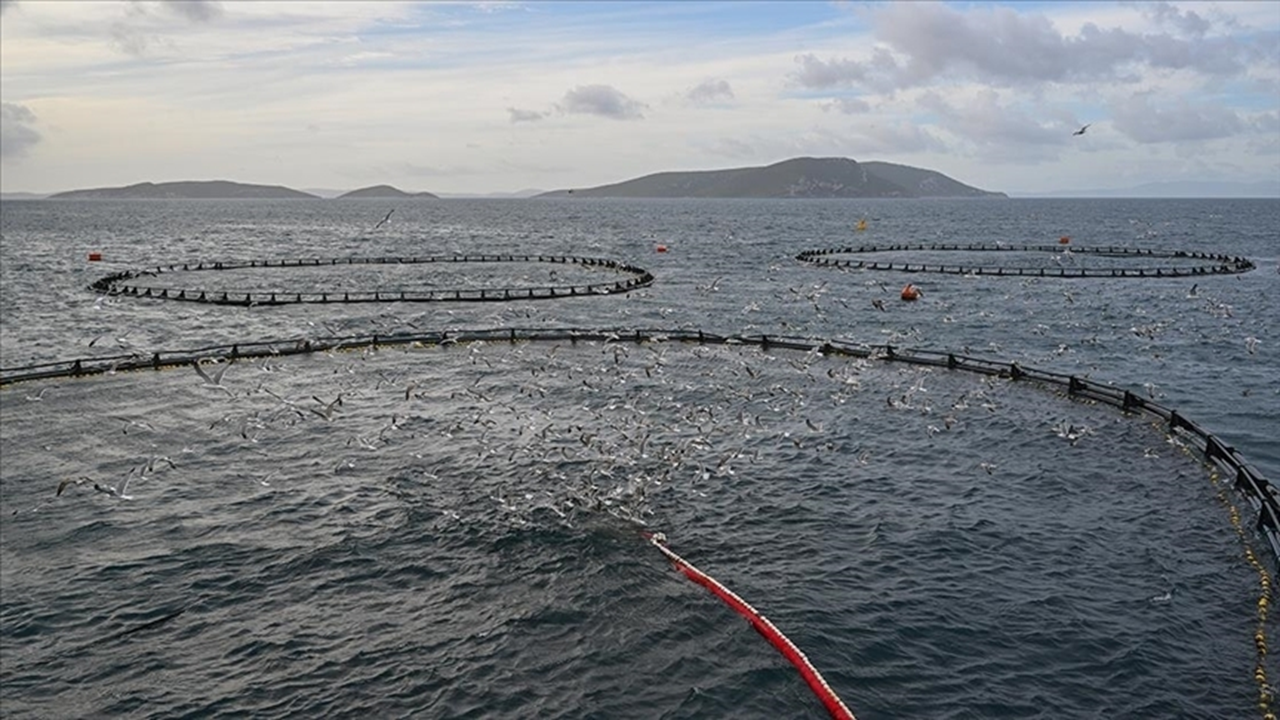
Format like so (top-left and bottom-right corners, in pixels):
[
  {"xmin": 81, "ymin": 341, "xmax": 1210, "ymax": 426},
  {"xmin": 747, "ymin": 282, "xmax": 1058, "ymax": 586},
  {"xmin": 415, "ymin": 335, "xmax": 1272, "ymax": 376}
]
[{"xmin": 1, "ymin": 197, "xmax": 1277, "ymax": 719}]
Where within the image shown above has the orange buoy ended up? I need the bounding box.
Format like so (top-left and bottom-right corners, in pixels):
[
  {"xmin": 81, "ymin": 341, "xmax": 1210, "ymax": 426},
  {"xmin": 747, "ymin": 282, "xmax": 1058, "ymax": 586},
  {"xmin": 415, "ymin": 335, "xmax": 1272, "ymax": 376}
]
[
  {"xmin": 1059, "ymin": 236, "xmax": 1071, "ymax": 245},
  {"xmin": 88, "ymin": 252, "xmax": 103, "ymax": 261},
  {"xmin": 656, "ymin": 244, "xmax": 668, "ymax": 253},
  {"xmin": 900, "ymin": 283, "xmax": 920, "ymax": 301}
]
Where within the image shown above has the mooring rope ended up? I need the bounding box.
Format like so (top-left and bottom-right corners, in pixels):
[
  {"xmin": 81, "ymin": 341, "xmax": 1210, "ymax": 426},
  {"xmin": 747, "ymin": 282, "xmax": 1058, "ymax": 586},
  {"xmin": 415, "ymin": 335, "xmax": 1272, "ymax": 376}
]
[
  {"xmin": 643, "ymin": 531, "xmax": 857, "ymax": 720},
  {"xmin": 1210, "ymin": 467, "xmax": 1277, "ymax": 720}
]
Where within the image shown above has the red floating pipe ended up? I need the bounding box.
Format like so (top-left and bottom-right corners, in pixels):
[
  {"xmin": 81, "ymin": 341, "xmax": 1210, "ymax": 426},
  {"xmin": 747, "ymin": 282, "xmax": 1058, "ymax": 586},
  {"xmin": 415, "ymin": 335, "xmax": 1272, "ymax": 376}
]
[{"xmin": 643, "ymin": 532, "xmax": 856, "ymax": 720}]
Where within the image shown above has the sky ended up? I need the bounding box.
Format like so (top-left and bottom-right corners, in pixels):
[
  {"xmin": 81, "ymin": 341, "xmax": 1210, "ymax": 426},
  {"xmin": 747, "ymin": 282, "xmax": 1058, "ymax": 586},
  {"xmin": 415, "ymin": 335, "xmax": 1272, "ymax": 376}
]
[{"xmin": 1, "ymin": 0, "xmax": 1277, "ymax": 195}]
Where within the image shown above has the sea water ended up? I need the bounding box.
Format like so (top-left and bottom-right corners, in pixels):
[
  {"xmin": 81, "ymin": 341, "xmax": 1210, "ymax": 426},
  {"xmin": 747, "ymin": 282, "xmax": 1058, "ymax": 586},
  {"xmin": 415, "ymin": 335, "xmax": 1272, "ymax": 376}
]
[{"xmin": 1, "ymin": 197, "xmax": 1277, "ymax": 719}]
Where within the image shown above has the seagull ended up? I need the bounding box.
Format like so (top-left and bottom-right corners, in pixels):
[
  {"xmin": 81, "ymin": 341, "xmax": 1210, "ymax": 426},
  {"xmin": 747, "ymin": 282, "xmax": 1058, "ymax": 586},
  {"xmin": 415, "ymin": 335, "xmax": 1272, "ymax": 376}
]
[
  {"xmin": 309, "ymin": 393, "xmax": 344, "ymax": 421},
  {"xmin": 1072, "ymin": 123, "xmax": 1091, "ymax": 136},
  {"xmin": 57, "ymin": 470, "xmax": 135, "ymax": 499},
  {"xmin": 56, "ymin": 476, "xmax": 93, "ymax": 496},
  {"xmin": 95, "ymin": 474, "xmax": 134, "ymax": 499},
  {"xmin": 193, "ymin": 359, "xmax": 234, "ymax": 391},
  {"xmin": 372, "ymin": 208, "xmax": 395, "ymax": 230},
  {"xmin": 113, "ymin": 416, "xmax": 156, "ymax": 434},
  {"xmin": 145, "ymin": 456, "xmax": 177, "ymax": 473}
]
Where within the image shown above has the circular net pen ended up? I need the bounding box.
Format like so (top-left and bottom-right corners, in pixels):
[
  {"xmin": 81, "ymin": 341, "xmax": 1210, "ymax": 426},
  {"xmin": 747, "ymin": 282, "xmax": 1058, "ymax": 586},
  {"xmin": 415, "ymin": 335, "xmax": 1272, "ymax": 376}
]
[
  {"xmin": 88, "ymin": 255, "xmax": 656, "ymax": 305},
  {"xmin": 1, "ymin": 329, "xmax": 1274, "ymax": 719},
  {"xmin": 796, "ymin": 244, "xmax": 1256, "ymax": 278}
]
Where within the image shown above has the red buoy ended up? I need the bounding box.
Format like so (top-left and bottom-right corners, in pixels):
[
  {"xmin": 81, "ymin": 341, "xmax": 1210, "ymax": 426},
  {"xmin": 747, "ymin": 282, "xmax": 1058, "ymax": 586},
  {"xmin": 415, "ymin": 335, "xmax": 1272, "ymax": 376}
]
[
  {"xmin": 1059, "ymin": 236, "xmax": 1071, "ymax": 245},
  {"xmin": 88, "ymin": 252, "xmax": 103, "ymax": 262},
  {"xmin": 656, "ymin": 244, "xmax": 668, "ymax": 253},
  {"xmin": 900, "ymin": 283, "xmax": 920, "ymax": 301}
]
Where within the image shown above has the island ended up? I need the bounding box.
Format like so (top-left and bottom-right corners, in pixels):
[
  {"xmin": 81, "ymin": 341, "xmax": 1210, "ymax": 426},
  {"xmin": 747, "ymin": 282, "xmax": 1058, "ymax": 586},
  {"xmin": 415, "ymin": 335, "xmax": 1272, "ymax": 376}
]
[
  {"xmin": 33, "ymin": 158, "xmax": 1009, "ymax": 200},
  {"xmin": 536, "ymin": 157, "xmax": 1006, "ymax": 199},
  {"xmin": 47, "ymin": 180, "xmax": 319, "ymax": 200},
  {"xmin": 336, "ymin": 185, "xmax": 439, "ymax": 199}
]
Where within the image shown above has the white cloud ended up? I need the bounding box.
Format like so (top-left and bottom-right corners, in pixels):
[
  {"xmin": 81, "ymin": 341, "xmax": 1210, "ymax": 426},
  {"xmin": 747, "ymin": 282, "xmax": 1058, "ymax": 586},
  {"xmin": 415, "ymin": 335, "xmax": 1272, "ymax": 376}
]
[
  {"xmin": 685, "ymin": 78, "xmax": 734, "ymax": 105},
  {"xmin": 1110, "ymin": 93, "xmax": 1245, "ymax": 142},
  {"xmin": 507, "ymin": 107, "xmax": 546, "ymax": 123},
  {"xmin": 794, "ymin": 2, "xmax": 1256, "ymax": 91},
  {"xmin": 821, "ymin": 97, "xmax": 871, "ymax": 114},
  {"xmin": 919, "ymin": 88, "xmax": 1075, "ymax": 147},
  {"xmin": 0, "ymin": 102, "xmax": 41, "ymax": 159},
  {"xmin": 556, "ymin": 84, "xmax": 646, "ymax": 120},
  {"xmin": 850, "ymin": 120, "xmax": 950, "ymax": 157},
  {"xmin": 164, "ymin": 0, "xmax": 221, "ymax": 23}
]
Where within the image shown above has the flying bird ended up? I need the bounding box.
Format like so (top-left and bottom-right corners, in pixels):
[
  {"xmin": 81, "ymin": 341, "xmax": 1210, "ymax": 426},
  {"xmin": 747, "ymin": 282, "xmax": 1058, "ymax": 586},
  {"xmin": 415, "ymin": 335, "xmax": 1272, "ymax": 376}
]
[
  {"xmin": 57, "ymin": 471, "xmax": 135, "ymax": 499},
  {"xmin": 193, "ymin": 359, "xmax": 235, "ymax": 392},
  {"xmin": 56, "ymin": 476, "xmax": 92, "ymax": 496},
  {"xmin": 309, "ymin": 393, "xmax": 344, "ymax": 421},
  {"xmin": 373, "ymin": 209, "xmax": 395, "ymax": 230},
  {"xmin": 1072, "ymin": 123, "xmax": 1091, "ymax": 136},
  {"xmin": 94, "ymin": 475, "xmax": 134, "ymax": 499}
]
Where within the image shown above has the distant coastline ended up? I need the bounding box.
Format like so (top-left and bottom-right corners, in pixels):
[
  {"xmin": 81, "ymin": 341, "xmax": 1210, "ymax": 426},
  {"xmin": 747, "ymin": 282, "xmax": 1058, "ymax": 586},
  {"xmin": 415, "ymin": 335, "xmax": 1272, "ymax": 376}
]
[{"xmin": 5, "ymin": 163, "xmax": 1277, "ymax": 201}]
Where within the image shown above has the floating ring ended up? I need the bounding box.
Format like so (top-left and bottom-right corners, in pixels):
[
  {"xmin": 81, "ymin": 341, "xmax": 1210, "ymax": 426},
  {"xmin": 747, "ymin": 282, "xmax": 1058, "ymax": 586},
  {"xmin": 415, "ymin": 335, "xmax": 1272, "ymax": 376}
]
[
  {"xmin": 89, "ymin": 254, "xmax": 656, "ymax": 305},
  {"xmin": 796, "ymin": 244, "xmax": 1256, "ymax": 278}
]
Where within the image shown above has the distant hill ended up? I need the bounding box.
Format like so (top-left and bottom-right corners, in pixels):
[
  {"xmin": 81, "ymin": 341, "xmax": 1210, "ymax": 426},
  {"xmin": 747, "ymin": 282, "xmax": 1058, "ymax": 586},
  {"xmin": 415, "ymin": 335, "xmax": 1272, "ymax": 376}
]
[
  {"xmin": 337, "ymin": 185, "xmax": 439, "ymax": 199},
  {"xmin": 537, "ymin": 157, "xmax": 1005, "ymax": 199},
  {"xmin": 48, "ymin": 181, "xmax": 318, "ymax": 200}
]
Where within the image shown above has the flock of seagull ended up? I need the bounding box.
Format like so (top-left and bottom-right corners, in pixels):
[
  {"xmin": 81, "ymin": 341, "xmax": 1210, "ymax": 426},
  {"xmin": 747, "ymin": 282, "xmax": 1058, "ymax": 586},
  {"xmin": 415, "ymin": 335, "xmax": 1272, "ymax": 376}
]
[
  {"xmin": 24, "ymin": 329, "xmax": 1120, "ymax": 529},
  {"xmin": 16, "ymin": 203, "xmax": 1264, "ymax": 520}
]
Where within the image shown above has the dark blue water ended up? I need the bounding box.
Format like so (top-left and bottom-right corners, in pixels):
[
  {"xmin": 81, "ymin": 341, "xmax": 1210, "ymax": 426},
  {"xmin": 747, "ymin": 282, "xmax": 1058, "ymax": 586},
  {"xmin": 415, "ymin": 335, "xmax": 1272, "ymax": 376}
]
[{"xmin": 1, "ymin": 198, "xmax": 1277, "ymax": 719}]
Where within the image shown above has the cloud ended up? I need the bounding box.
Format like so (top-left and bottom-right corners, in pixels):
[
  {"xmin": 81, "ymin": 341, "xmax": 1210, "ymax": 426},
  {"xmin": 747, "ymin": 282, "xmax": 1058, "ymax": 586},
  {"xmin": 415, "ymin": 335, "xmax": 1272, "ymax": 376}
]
[
  {"xmin": 1139, "ymin": 1, "xmax": 1211, "ymax": 38},
  {"xmin": 507, "ymin": 107, "xmax": 547, "ymax": 123},
  {"xmin": 792, "ymin": 53, "xmax": 870, "ymax": 89},
  {"xmin": 821, "ymin": 97, "xmax": 871, "ymax": 114},
  {"xmin": 906, "ymin": 89, "xmax": 1071, "ymax": 165},
  {"xmin": 1246, "ymin": 111, "xmax": 1280, "ymax": 156},
  {"xmin": 919, "ymin": 89, "xmax": 1070, "ymax": 147},
  {"xmin": 791, "ymin": 3, "xmax": 1254, "ymax": 92},
  {"xmin": 1254, "ymin": 110, "xmax": 1280, "ymax": 136},
  {"xmin": 1109, "ymin": 94, "xmax": 1245, "ymax": 143},
  {"xmin": 685, "ymin": 78, "xmax": 734, "ymax": 105},
  {"xmin": 1, "ymin": 103, "xmax": 42, "ymax": 160},
  {"xmin": 109, "ymin": 0, "xmax": 222, "ymax": 56},
  {"xmin": 854, "ymin": 121, "xmax": 949, "ymax": 156},
  {"xmin": 164, "ymin": 0, "xmax": 222, "ymax": 23},
  {"xmin": 1, "ymin": 1, "xmax": 1273, "ymax": 194},
  {"xmin": 557, "ymin": 84, "xmax": 646, "ymax": 120}
]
